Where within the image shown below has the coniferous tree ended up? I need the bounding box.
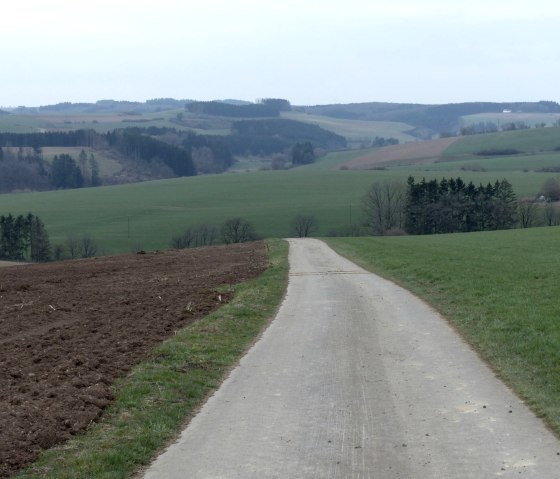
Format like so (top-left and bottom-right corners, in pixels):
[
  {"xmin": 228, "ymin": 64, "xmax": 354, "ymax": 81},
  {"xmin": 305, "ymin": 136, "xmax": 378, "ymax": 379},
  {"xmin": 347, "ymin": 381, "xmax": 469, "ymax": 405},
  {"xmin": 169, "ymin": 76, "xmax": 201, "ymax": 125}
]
[
  {"xmin": 27, "ymin": 213, "xmax": 51, "ymax": 262},
  {"xmin": 404, "ymin": 176, "xmax": 517, "ymax": 235},
  {"xmin": 51, "ymin": 154, "xmax": 84, "ymax": 189}
]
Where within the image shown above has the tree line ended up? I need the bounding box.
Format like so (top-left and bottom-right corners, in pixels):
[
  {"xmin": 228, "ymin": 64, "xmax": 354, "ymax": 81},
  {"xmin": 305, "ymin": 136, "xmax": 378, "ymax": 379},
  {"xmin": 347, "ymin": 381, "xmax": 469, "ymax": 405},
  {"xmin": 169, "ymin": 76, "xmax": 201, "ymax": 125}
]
[
  {"xmin": 0, "ymin": 129, "xmax": 197, "ymax": 177},
  {"xmin": 0, "ymin": 214, "xmax": 51, "ymax": 262},
  {"xmin": 186, "ymin": 101, "xmax": 281, "ymax": 118},
  {"xmin": 228, "ymin": 119, "xmax": 346, "ymax": 155},
  {"xmin": 0, "ymin": 147, "xmax": 101, "ymax": 192},
  {"xmin": 0, "ymin": 129, "xmax": 198, "ymax": 191},
  {"xmin": 362, "ymin": 176, "xmax": 518, "ymax": 236},
  {"xmin": 405, "ymin": 177, "xmax": 517, "ymax": 234},
  {"xmin": 106, "ymin": 129, "xmax": 196, "ymax": 177},
  {"xmin": 0, "ymin": 119, "xmax": 343, "ymax": 187}
]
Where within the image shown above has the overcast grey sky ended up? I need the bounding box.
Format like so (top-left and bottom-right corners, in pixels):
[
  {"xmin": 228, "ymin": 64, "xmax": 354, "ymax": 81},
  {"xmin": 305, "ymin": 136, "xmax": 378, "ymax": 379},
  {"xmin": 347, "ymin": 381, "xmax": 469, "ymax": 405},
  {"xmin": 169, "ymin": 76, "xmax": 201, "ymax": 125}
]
[{"xmin": 2, "ymin": 0, "xmax": 559, "ymax": 107}]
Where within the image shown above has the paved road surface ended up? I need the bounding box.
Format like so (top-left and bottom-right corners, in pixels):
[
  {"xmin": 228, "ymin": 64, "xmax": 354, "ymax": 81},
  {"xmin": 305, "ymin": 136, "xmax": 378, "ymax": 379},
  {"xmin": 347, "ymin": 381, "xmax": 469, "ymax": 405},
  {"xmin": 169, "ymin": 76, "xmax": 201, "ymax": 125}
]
[{"xmin": 144, "ymin": 238, "xmax": 560, "ymax": 478}]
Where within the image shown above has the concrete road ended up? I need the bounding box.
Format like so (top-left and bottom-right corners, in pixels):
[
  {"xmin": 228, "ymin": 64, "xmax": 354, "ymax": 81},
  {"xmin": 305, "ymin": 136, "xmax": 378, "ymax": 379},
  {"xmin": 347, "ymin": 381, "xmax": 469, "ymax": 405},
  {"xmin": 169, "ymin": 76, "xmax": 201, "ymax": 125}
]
[{"xmin": 144, "ymin": 238, "xmax": 560, "ymax": 478}]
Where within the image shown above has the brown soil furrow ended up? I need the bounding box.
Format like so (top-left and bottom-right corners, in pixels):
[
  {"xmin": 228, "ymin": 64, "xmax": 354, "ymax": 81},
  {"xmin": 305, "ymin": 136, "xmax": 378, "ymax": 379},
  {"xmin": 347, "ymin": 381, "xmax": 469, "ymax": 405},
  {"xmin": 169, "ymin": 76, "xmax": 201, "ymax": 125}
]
[
  {"xmin": 0, "ymin": 242, "xmax": 268, "ymax": 477},
  {"xmin": 343, "ymin": 137, "xmax": 460, "ymax": 169}
]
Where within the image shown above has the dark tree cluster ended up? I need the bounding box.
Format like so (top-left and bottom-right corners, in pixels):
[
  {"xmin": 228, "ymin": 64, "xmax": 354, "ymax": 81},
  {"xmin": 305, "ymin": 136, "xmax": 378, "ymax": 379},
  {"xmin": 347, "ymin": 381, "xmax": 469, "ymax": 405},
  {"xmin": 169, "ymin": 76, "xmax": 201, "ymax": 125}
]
[
  {"xmin": 186, "ymin": 101, "xmax": 280, "ymax": 118},
  {"xmin": 475, "ymin": 149, "xmax": 522, "ymax": 156},
  {"xmin": 51, "ymin": 154, "xmax": 84, "ymax": 189},
  {"xmin": 106, "ymin": 129, "xmax": 196, "ymax": 177},
  {"xmin": 229, "ymin": 119, "xmax": 346, "ymax": 156},
  {"xmin": 0, "ymin": 130, "xmax": 103, "ymax": 149},
  {"xmin": 259, "ymin": 98, "xmax": 291, "ymax": 111},
  {"xmin": 291, "ymin": 142, "xmax": 315, "ymax": 165},
  {"xmin": 1, "ymin": 129, "xmax": 197, "ymax": 180},
  {"xmin": 460, "ymin": 122, "xmax": 499, "ymax": 135},
  {"xmin": 182, "ymin": 133, "xmax": 234, "ymax": 174},
  {"xmin": 0, "ymin": 213, "xmax": 50, "ymax": 262},
  {"xmin": 0, "ymin": 147, "xmax": 50, "ymax": 193},
  {"xmin": 372, "ymin": 136, "xmax": 399, "ymax": 147},
  {"xmin": 405, "ymin": 176, "xmax": 517, "ymax": 234}
]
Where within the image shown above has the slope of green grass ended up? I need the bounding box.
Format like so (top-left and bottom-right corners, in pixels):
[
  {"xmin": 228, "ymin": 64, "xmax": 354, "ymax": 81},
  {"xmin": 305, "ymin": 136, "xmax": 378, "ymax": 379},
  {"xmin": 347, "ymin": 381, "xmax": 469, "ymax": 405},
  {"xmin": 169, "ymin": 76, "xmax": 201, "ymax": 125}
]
[
  {"xmin": 325, "ymin": 226, "xmax": 560, "ymax": 435},
  {"xmin": 16, "ymin": 239, "xmax": 289, "ymax": 479},
  {"xmin": 282, "ymin": 111, "xmax": 418, "ymax": 145},
  {"xmin": 443, "ymin": 127, "xmax": 560, "ymax": 158},
  {"xmin": 400, "ymin": 151, "xmax": 560, "ymax": 174},
  {"xmin": 0, "ymin": 110, "xmax": 230, "ymax": 135},
  {"xmin": 0, "ymin": 148, "xmax": 555, "ymax": 254}
]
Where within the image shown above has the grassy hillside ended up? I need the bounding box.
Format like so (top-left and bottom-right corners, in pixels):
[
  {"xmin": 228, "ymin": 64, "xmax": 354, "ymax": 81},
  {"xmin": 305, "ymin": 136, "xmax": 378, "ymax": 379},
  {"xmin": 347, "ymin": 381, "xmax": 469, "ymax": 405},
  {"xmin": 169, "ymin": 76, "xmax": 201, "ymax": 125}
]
[
  {"xmin": 0, "ymin": 110, "xmax": 232, "ymax": 136},
  {"xmin": 325, "ymin": 226, "xmax": 560, "ymax": 435},
  {"xmin": 0, "ymin": 148, "xmax": 554, "ymax": 254},
  {"xmin": 443, "ymin": 127, "xmax": 560, "ymax": 158},
  {"xmin": 407, "ymin": 152, "xmax": 560, "ymax": 174},
  {"xmin": 282, "ymin": 111, "xmax": 417, "ymax": 146},
  {"xmin": 303, "ymin": 101, "xmax": 560, "ymax": 135},
  {"xmin": 344, "ymin": 127, "xmax": 560, "ymax": 191}
]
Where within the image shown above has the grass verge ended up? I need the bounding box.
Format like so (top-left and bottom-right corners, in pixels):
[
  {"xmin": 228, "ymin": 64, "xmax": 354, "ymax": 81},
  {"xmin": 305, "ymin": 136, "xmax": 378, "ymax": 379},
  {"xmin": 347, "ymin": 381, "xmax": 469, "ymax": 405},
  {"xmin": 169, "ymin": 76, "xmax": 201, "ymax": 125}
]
[
  {"xmin": 325, "ymin": 228, "xmax": 560, "ymax": 436},
  {"xmin": 16, "ymin": 239, "xmax": 289, "ymax": 479}
]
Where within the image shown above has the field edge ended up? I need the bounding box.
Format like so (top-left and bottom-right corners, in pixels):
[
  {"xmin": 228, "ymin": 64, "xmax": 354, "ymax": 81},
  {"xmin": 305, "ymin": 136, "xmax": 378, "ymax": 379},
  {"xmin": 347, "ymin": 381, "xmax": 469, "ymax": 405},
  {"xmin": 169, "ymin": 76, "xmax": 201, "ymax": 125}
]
[
  {"xmin": 323, "ymin": 234, "xmax": 560, "ymax": 439},
  {"xmin": 14, "ymin": 239, "xmax": 289, "ymax": 479}
]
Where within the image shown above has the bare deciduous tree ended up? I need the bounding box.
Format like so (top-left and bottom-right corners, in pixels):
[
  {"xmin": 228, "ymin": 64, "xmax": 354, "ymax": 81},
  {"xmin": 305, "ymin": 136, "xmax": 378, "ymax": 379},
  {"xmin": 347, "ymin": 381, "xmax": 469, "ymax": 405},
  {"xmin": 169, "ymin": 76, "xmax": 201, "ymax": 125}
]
[
  {"xmin": 544, "ymin": 202, "xmax": 560, "ymax": 226},
  {"xmin": 221, "ymin": 217, "xmax": 257, "ymax": 244},
  {"xmin": 81, "ymin": 234, "xmax": 98, "ymax": 258},
  {"xmin": 65, "ymin": 236, "xmax": 80, "ymax": 259},
  {"xmin": 171, "ymin": 228, "xmax": 197, "ymax": 249},
  {"xmin": 196, "ymin": 224, "xmax": 217, "ymax": 246},
  {"xmin": 171, "ymin": 224, "xmax": 217, "ymax": 249},
  {"xmin": 518, "ymin": 199, "xmax": 539, "ymax": 228},
  {"xmin": 540, "ymin": 177, "xmax": 560, "ymax": 201},
  {"xmin": 292, "ymin": 214, "xmax": 317, "ymax": 237},
  {"xmin": 361, "ymin": 181, "xmax": 406, "ymax": 235}
]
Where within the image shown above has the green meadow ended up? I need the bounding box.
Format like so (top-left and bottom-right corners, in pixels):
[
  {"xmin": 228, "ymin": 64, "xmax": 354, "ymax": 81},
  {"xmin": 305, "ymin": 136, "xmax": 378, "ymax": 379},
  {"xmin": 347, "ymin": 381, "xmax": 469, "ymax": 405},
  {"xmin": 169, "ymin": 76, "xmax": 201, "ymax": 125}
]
[
  {"xmin": 325, "ymin": 226, "xmax": 560, "ymax": 434},
  {"xmin": 443, "ymin": 126, "xmax": 560, "ymax": 157},
  {"xmin": 282, "ymin": 111, "xmax": 418, "ymax": 145},
  {"xmin": 0, "ymin": 146, "xmax": 556, "ymax": 253}
]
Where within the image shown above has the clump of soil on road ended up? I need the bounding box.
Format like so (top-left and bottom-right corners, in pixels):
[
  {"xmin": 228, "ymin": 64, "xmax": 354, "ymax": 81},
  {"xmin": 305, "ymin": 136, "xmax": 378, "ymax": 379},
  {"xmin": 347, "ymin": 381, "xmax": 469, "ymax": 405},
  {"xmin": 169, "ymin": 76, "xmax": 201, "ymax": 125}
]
[{"xmin": 0, "ymin": 242, "xmax": 268, "ymax": 477}]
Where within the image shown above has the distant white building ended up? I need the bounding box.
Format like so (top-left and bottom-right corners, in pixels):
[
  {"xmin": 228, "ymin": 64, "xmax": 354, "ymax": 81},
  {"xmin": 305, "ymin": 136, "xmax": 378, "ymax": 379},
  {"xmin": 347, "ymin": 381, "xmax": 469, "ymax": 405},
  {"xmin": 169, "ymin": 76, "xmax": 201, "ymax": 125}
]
[{"xmin": 502, "ymin": 109, "xmax": 512, "ymax": 113}]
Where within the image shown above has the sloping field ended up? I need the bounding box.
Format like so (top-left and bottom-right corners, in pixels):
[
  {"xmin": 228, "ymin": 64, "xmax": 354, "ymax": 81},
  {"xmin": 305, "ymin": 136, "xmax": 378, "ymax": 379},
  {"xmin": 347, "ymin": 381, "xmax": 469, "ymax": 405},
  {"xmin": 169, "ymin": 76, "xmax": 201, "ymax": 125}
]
[
  {"xmin": 343, "ymin": 137, "xmax": 460, "ymax": 169},
  {"xmin": 0, "ymin": 242, "xmax": 268, "ymax": 477},
  {"xmin": 282, "ymin": 111, "xmax": 418, "ymax": 145},
  {"xmin": 443, "ymin": 126, "xmax": 560, "ymax": 158},
  {"xmin": 0, "ymin": 148, "xmax": 553, "ymax": 254}
]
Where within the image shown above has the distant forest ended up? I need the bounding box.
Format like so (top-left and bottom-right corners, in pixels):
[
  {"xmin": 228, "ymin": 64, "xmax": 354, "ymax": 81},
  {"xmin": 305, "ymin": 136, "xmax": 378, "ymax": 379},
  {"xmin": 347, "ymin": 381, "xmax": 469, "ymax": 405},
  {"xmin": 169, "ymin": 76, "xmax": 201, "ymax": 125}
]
[{"xmin": 0, "ymin": 116, "xmax": 346, "ymax": 192}]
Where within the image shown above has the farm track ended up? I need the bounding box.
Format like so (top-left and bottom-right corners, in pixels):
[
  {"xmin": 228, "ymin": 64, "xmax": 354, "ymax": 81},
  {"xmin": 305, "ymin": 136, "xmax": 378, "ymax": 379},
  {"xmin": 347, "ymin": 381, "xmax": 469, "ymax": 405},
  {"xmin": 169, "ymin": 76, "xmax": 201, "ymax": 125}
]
[
  {"xmin": 145, "ymin": 239, "xmax": 560, "ymax": 478},
  {"xmin": 0, "ymin": 243, "xmax": 268, "ymax": 478}
]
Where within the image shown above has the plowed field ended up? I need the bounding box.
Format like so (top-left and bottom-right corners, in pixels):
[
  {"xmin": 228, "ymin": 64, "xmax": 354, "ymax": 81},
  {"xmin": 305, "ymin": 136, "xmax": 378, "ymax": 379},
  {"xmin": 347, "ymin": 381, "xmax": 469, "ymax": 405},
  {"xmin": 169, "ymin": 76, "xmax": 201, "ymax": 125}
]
[
  {"xmin": 0, "ymin": 242, "xmax": 268, "ymax": 477},
  {"xmin": 343, "ymin": 137, "xmax": 459, "ymax": 169}
]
